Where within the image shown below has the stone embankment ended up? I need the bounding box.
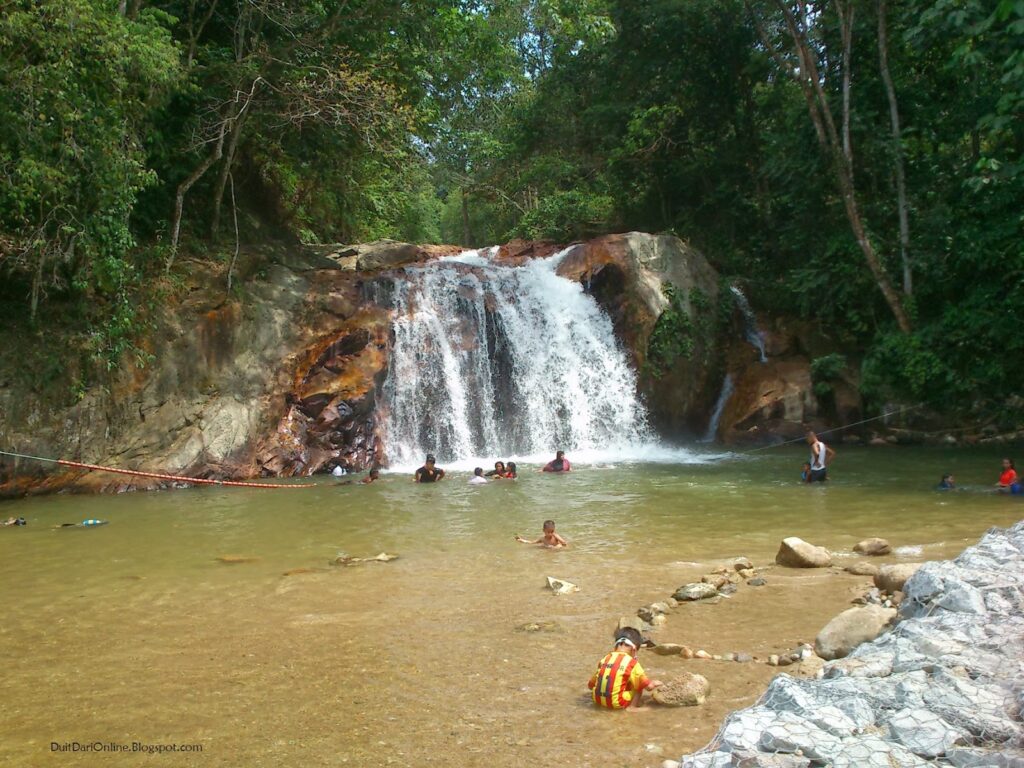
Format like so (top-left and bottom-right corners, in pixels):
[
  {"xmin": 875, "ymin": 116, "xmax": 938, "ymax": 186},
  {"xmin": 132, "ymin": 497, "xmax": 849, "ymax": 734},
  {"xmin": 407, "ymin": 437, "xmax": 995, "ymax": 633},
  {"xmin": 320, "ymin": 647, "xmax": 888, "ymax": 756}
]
[{"xmin": 674, "ymin": 520, "xmax": 1024, "ymax": 768}]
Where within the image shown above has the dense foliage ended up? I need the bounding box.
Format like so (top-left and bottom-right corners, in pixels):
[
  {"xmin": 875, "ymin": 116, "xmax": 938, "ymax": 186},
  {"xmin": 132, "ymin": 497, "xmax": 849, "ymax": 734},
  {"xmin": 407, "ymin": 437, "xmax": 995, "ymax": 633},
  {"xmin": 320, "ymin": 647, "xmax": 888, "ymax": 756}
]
[{"xmin": 0, "ymin": 0, "xmax": 1021, "ymax": 412}]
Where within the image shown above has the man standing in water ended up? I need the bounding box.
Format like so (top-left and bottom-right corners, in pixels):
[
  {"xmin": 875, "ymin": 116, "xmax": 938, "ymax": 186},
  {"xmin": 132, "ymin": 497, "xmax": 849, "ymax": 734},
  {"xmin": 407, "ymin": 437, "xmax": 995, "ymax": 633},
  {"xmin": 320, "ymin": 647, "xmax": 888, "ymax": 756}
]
[
  {"xmin": 414, "ymin": 454, "xmax": 446, "ymax": 483},
  {"xmin": 805, "ymin": 431, "xmax": 835, "ymax": 482},
  {"xmin": 541, "ymin": 450, "xmax": 571, "ymax": 473}
]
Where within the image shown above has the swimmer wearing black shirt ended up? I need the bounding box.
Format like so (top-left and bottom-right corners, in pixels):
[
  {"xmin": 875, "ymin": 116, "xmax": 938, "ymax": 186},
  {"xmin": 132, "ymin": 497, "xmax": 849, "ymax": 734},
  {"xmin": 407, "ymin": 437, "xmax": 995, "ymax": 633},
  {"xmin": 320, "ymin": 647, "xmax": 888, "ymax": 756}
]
[{"xmin": 414, "ymin": 454, "xmax": 446, "ymax": 483}]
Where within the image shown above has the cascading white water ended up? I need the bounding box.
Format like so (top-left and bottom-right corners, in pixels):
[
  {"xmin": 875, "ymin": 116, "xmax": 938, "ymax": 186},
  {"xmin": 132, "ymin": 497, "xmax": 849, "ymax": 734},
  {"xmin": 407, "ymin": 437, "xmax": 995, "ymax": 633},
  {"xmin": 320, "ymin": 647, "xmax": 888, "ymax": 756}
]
[
  {"xmin": 730, "ymin": 286, "xmax": 767, "ymax": 363},
  {"xmin": 378, "ymin": 247, "xmax": 692, "ymax": 468},
  {"xmin": 700, "ymin": 373, "xmax": 735, "ymax": 443}
]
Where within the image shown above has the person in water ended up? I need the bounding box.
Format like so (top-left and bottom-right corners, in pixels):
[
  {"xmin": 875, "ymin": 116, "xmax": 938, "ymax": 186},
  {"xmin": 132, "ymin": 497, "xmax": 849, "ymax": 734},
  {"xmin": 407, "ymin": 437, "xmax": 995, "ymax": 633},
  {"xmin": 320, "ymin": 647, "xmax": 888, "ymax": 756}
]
[
  {"xmin": 997, "ymin": 458, "xmax": 1021, "ymax": 493},
  {"xmin": 587, "ymin": 627, "xmax": 662, "ymax": 710},
  {"xmin": 515, "ymin": 520, "xmax": 567, "ymax": 548},
  {"xmin": 414, "ymin": 454, "xmax": 445, "ymax": 483},
  {"xmin": 800, "ymin": 462, "xmax": 812, "ymax": 483},
  {"xmin": 541, "ymin": 450, "xmax": 571, "ymax": 473},
  {"xmin": 938, "ymin": 473, "xmax": 956, "ymax": 490},
  {"xmin": 361, "ymin": 469, "xmax": 380, "ymax": 485},
  {"xmin": 805, "ymin": 431, "xmax": 835, "ymax": 482},
  {"xmin": 2, "ymin": 516, "xmax": 26, "ymax": 527},
  {"xmin": 485, "ymin": 461, "xmax": 506, "ymax": 478},
  {"xmin": 504, "ymin": 461, "xmax": 518, "ymax": 479},
  {"xmin": 469, "ymin": 467, "xmax": 488, "ymax": 485}
]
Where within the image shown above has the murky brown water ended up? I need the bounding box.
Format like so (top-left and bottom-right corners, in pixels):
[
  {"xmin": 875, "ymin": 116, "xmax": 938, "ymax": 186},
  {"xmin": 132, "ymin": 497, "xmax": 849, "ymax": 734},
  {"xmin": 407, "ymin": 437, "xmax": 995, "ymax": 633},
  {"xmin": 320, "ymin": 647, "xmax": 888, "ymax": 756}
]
[{"xmin": 1, "ymin": 446, "xmax": 1021, "ymax": 767}]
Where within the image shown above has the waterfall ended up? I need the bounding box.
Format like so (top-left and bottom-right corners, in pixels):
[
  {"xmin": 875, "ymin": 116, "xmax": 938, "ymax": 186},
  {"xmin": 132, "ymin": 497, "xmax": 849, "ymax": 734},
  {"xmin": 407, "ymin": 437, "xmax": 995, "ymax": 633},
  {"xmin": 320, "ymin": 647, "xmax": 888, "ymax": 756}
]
[
  {"xmin": 729, "ymin": 286, "xmax": 767, "ymax": 363},
  {"xmin": 700, "ymin": 373, "xmax": 734, "ymax": 443},
  {"xmin": 376, "ymin": 247, "xmax": 662, "ymax": 468}
]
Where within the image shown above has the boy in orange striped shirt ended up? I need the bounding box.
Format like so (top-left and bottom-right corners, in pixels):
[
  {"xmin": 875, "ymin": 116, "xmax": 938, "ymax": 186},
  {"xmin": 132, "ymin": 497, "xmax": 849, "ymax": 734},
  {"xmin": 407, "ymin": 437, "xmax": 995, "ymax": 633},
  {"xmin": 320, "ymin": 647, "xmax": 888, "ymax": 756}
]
[{"xmin": 587, "ymin": 628, "xmax": 662, "ymax": 709}]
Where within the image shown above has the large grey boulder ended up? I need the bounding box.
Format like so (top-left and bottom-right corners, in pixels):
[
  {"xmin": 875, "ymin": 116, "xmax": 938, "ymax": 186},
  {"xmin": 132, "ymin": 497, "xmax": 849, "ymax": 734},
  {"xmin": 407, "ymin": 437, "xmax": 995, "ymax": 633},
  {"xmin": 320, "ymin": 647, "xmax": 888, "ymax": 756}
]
[
  {"xmin": 875, "ymin": 563, "xmax": 923, "ymax": 593},
  {"xmin": 888, "ymin": 707, "xmax": 969, "ymax": 758},
  {"xmin": 815, "ymin": 605, "xmax": 896, "ymax": 660},
  {"xmin": 757, "ymin": 711, "xmax": 844, "ymax": 763},
  {"xmin": 831, "ymin": 736, "xmax": 930, "ymax": 767},
  {"xmin": 775, "ymin": 537, "xmax": 832, "ymax": 568}
]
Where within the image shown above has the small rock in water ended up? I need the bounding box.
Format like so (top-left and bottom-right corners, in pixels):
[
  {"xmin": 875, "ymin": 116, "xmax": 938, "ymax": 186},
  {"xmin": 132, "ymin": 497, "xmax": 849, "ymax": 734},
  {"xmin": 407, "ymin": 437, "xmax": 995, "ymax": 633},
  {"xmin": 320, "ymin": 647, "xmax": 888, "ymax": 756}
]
[
  {"xmin": 649, "ymin": 601, "xmax": 671, "ymax": 614},
  {"xmin": 767, "ymin": 654, "xmax": 780, "ymax": 666},
  {"xmin": 673, "ymin": 583, "xmax": 719, "ymax": 601},
  {"xmin": 282, "ymin": 567, "xmax": 325, "ymax": 576},
  {"xmin": 724, "ymin": 652, "xmax": 738, "ymax": 661},
  {"xmin": 679, "ymin": 646, "xmax": 694, "ymax": 659},
  {"xmin": 694, "ymin": 649, "xmax": 712, "ymax": 659},
  {"xmin": 650, "ymin": 614, "xmax": 667, "ymax": 627},
  {"xmin": 618, "ymin": 616, "xmax": 649, "ymax": 633},
  {"xmin": 545, "ymin": 576, "xmax": 579, "ymax": 594},
  {"xmin": 719, "ymin": 583, "xmax": 738, "ymax": 596},
  {"xmin": 515, "ymin": 620, "xmax": 560, "ymax": 633},
  {"xmin": 737, "ymin": 568, "xmax": 755, "ymax": 580},
  {"xmin": 666, "ymin": 597, "xmax": 679, "ymax": 608},
  {"xmin": 661, "ymin": 761, "xmax": 680, "ymax": 768},
  {"xmin": 854, "ymin": 537, "xmax": 892, "ymax": 556},
  {"xmin": 734, "ymin": 556, "xmax": 754, "ymax": 571},
  {"xmin": 651, "ymin": 672, "xmax": 710, "ymax": 706},
  {"xmin": 653, "ymin": 643, "xmax": 685, "ymax": 656},
  {"xmin": 748, "ymin": 577, "xmax": 768, "ymax": 587},
  {"xmin": 776, "ymin": 537, "xmax": 832, "ymax": 568},
  {"xmin": 845, "ymin": 561, "xmax": 880, "ymax": 577},
  {"xmin": 736, "ymin": 653, "xmax": 753, "ymax": 663},
  {"xmin": 216, "ymin": 554, "xmax": 260, "ymax": 564}
]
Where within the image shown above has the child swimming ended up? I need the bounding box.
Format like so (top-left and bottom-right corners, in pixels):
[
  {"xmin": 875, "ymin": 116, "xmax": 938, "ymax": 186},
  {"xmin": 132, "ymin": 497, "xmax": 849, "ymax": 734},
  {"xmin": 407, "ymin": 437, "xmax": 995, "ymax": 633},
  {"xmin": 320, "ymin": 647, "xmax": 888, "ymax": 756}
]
[{"xmin": 515, "ymin": 520, "xmax": 567, "ymax": 548}]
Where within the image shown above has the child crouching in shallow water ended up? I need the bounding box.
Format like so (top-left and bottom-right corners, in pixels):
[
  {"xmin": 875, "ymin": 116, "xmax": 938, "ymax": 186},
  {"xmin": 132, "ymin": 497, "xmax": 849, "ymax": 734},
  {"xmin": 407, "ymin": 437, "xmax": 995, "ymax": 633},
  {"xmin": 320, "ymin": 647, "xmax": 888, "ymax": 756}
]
[
  {"xmin": 588, "ymin": 628, "xmax": 662, "ymax": 710},
  {"xmin": 515, "ymin": 520, "xmax": 567, "ymax": 548}
]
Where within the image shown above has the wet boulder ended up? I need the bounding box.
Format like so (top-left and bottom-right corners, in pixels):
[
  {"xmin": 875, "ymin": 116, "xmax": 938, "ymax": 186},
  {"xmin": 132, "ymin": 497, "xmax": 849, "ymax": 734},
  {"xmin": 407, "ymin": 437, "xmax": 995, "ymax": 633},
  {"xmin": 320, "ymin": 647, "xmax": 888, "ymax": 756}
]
[
  {"xmin": 776, "ymin": 537, "xmax": 832, "ymax": 568},
  {"xmin": 875, "ymin": 563, "xmax": 923, "ymax": 594},
  {"xmin": 854, "ymin": 538, "xmax": 892, "ymax": 556},
  {"xmin": 652, "ymin": 672, "xmax": 711, "ymax": 707},
  {"xmin": 674, "ymin": 583, "xmax": 719, "ymax": 601},
  {"xmin": 815, "ymin": 605, "xmax": 896, "ymax": 660}
]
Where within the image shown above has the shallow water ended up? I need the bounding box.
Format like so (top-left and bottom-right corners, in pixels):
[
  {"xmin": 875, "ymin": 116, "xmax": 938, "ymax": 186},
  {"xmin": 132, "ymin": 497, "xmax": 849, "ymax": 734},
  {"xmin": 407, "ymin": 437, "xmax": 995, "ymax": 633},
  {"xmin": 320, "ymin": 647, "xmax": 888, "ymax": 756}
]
[{"xmin": 1, "ymin": 446, "xmax": 1021, "ymax": 767}]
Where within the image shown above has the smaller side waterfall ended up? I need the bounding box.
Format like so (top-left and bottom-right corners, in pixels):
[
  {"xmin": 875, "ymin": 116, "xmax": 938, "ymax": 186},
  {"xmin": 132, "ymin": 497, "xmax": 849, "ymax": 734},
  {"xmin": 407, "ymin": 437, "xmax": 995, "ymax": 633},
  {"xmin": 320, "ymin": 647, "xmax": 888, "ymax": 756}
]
[
  {"xmin": 730, "ymin": 286, "xmax": 767, "ymax": 363},
  {"xmin": 700, "ymin": 373, "xmax": 734, "ymax": 443}
]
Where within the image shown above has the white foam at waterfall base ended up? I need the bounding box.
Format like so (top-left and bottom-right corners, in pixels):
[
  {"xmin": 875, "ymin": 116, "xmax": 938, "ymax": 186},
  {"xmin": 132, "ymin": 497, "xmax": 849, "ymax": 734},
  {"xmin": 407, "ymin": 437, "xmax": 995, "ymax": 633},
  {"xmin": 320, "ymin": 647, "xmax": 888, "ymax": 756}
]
[{"xmin": 379, "ymin": 246, "xmax": 722, "ymax": 470}]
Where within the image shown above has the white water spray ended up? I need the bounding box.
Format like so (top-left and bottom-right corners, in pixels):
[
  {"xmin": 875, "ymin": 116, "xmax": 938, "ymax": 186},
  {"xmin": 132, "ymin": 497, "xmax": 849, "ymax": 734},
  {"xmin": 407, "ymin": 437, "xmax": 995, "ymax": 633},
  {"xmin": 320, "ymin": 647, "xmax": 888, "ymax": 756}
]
[{"xmin": 377, "ymin": 248, "xmax": 718, "ymax": 469}]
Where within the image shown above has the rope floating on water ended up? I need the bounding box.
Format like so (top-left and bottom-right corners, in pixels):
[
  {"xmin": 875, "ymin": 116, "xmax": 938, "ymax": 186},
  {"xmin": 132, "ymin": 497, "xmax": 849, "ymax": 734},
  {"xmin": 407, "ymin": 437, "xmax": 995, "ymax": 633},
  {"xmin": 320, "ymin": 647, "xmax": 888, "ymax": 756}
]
[{"xmin": 0, "ymin": 449, "xmax": 312, "ymax": 490}]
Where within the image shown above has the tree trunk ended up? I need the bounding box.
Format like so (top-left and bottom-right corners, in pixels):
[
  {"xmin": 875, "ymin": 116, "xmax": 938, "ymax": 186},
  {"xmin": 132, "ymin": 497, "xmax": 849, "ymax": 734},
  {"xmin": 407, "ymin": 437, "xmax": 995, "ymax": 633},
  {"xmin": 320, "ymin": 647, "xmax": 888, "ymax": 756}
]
[
  {"xmin": 211, "ymin": 111, "xmax": 247, "ymax": 241},
  {"xmin": 877, "ymin": 0, "xmax": 912, "ymax": 296},
  {"xmin": 166, "ymin": 121, "xmax": 227, "ymax": 273},
  {"xmin": 753, "ymin": 0, "xmax": 912, "ymax": 333},
  {"xmin": 226, "ymin": 172, "xmax": 241, "ymax": 293}
]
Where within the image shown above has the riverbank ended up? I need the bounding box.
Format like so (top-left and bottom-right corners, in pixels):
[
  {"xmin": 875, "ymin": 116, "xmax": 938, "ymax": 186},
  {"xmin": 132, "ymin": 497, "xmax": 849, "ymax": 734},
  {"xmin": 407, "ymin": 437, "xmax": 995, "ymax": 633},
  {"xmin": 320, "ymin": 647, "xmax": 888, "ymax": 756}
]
[{"xmin": 674, "ymin": 519, "xmax": 1024, "ymax": 767}]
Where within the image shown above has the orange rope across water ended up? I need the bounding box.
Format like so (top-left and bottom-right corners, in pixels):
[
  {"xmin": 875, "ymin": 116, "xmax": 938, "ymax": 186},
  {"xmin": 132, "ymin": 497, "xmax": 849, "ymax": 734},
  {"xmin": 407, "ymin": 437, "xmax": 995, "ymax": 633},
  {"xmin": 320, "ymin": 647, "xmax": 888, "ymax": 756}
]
[{"xmin": 0, "ymin": 450, "xmax": 313, "ymax": 490}]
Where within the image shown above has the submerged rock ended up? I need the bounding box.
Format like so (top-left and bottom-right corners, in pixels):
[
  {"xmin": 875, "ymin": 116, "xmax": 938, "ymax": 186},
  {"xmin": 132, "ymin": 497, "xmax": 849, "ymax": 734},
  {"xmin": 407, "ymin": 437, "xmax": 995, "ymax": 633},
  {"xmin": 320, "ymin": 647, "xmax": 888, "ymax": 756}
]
[
  {"xmin": 815, "ymin": 605, "xmax": 896, "ymax": 660},
  {"xmin": 216, "ymin": 554, "xmax": 260, "ymax": 564},
  {"xmin": 775, "ymin": 537, "xmax": 832, "ymax": 568},
  {"xmin": 653, "ymin": 672, "xmax": 710, "ymax": 706}
]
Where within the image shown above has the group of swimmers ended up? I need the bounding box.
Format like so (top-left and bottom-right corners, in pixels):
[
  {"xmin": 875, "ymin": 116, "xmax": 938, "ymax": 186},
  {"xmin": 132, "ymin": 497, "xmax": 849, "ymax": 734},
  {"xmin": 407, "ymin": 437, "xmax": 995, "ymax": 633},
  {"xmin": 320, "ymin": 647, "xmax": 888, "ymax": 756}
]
[{"xmin": 411, "ymin": 450, "xmax": 572, "ymax": 484}]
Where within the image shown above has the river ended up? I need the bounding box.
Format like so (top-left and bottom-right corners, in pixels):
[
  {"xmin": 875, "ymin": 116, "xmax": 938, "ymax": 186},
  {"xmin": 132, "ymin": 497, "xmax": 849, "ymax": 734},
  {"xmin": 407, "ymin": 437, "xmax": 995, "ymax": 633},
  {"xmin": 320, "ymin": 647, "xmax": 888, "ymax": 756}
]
[{"xmin": 1, "ymin": 445, "xmax": 1020, "ymax": 767}]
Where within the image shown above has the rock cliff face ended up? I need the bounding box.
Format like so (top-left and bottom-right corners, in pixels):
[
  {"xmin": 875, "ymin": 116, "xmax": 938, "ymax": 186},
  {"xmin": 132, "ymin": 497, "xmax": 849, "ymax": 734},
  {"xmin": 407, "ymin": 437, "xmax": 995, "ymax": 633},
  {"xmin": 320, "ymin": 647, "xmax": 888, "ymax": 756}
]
[{"xmin": 0, "ymin": 233, "xmax": 728, "ymax": 494}]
